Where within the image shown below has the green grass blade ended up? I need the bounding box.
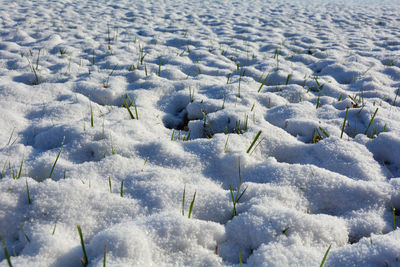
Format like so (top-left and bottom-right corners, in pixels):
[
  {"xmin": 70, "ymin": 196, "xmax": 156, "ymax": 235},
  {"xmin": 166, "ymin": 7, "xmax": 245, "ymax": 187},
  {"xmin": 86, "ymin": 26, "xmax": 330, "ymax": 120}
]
[
  {"xmin": 239, "ymin": 250, "xmax": 243, "ymax": 267},
  {"xmin": 182, "ymin": 186, "xmax": 185, "ymax": 216},
  {"xmin": 258, "ymin": 73, "xmax": 269, "ymax": 93},
  {"xmin": 340, "ymin": 108, "xmax": 349, "ymax": 139},
  {"xmin": 320, "ymin": 244, "xmax": 332, "ymax": 267},
  {"xmin": 246, "ymin": 130, "xmax": 262, "ymax": 153},
  {"xmin": 90, "ymin": 103, "xmax": 94, "ymax": 127},
  {"xmin": 26, "ymin": 179, "xmax": 31, "ymax": 204},
  {"xmin": 285, "ymin": 74, "xmax": 292, "ymax": 85},
  {"xmin": 49, "ymin": 137, "xmax": 65, "ymax": 179},
  {"xmin": 318, "ymin": 127, "xmax": 329, "ymax": 138},
  {"xmin": 77, "ymin": 225, "xmax": 88, "ymax": 267},
  {"xmin": 1, "ymin": 233, "xmax": 13, "ymax": 267},
  {"xmin": 158, "ymin": 58, "xmax": 161, "ymax": 76},
  {"xmin": 17, "ymin": 157, "xmax": 24, "ymax": 179},
  {"xmin": 188, "ymin": 191, "xmax": 196, "ymax": 219},
  {"xmin": 103, "ymin": 245, "xmax": 107, "ymax": 267},
  {"xmin": 364, "ymin": 108, "xmax": 379, "ymax": 135},
  {"xmin": 120, "ymin": 181, "xmax": 123, "ymax": 197},
  {"xmin": 108, "ymin": 176, "xmax": 112, "ymax": 193},
  {"xmin": 52, "ymin": 222, "xmax": 57, "ymax": 235},
  {"xmin": 122, "ymin": 95, "xmax": 135, "ymax": 119}
]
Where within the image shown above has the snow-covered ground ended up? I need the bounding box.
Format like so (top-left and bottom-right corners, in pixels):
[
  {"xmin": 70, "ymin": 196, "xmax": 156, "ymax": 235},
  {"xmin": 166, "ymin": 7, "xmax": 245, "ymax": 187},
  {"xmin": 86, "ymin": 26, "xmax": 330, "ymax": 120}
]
[{"xmin": 1, "ymin": 0, "xmax": 400, "ymax": 266}]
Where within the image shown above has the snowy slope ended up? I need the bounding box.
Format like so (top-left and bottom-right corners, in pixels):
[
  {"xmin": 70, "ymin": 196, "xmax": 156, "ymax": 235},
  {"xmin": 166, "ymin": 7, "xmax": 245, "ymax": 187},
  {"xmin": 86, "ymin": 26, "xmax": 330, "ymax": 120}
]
[{"xmin": 1, "ymin": 0, "xmax": 400, "ymax": 266}]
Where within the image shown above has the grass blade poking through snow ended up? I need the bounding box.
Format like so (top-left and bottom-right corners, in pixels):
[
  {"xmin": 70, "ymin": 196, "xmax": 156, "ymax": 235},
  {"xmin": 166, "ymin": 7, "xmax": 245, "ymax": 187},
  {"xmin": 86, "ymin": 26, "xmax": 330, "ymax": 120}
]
[
  {"xmin": 49, "ymin": 137, "xmax": 65, "ymax": 179},
  {"xmin": 247, "ymin": 130, "xmax": 262, "ymax": 153},
  {"xmin": 188, "ymin": 191, "xmax": 196, "ymax": 219},
  {"xmin": 392, "ymin": 205, "xmax": 396, "ymax": 230},
  {"xmin": 320, "ymin": 244, "xmax": 332, "ymax": 267},
  {"xmin": 120, "ymin": 181, "xmax": 124, "ymax": 197},
  {"xmin": 364, "ymin": 108, "xmax": 378, "ymax": 136},
  {"xmin": 182, "ymin": 186, "xmax": 186, "ymax": 216},
  {"xmin": 90, "ymin": 102, "xmax": 94, "ymax": 127},
  {"xmin": 258, "ymin": 73, "xmax": 269, "ymax": 93},
  {"xmin": 0, "ymin": 233, "xmax": 12, "ymax": 267},
  {"xmin": 103, "ymin": 245, "xmax": 107, "ymax": 267},
  {"xmin": 17, "ymin": 157, "xmax": 24, "ymax": 179},
  {"xmin": 26, "ymin": 179, "xmax": 31, "ymax": 204},
  {"xmin": 340, "ymin": 108, "xmax": 348, "ymax": 139},
  {"xmin": 127, "ymin": 95, "xmax": 139, "ymax": 120},
  {"xmin": 230, "ymin": 158, "xmax": 248, "ymax": 218},
  {"xmin": 77, "ymin": 225, "xmax": 88, "ymax": 267},
  {"xmin": 122, "ymin": 95, "xmax": 135, "ymax": 119}
]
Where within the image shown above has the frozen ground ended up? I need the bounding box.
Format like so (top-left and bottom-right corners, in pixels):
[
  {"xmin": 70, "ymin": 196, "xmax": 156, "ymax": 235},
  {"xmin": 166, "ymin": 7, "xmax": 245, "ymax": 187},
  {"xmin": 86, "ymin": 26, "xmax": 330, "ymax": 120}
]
[{"xmin": 1, "ymin": 0, "xmax": 400, "ymax": 266}]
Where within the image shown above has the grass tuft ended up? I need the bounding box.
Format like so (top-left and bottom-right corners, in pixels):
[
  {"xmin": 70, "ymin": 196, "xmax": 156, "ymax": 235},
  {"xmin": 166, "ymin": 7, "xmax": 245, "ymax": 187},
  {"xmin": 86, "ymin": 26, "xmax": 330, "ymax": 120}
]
[
  {"xmin": 364, "ymin": 108, "xmax": 379, "ymax": 136},
  {"xmin": 122, "ymin": 95, "xmax": 135, "ymax": 119},
  {"xmin": 230, "ymin": 158, "xmax": 248, "ymax": 218}
]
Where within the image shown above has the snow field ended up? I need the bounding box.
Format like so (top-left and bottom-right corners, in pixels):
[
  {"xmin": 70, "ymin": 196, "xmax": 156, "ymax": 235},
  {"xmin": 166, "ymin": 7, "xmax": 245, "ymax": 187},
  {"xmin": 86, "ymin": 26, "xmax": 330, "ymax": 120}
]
[{"xmin": 1, "ymin": 0, "xmax": 400, "ymax": 266}]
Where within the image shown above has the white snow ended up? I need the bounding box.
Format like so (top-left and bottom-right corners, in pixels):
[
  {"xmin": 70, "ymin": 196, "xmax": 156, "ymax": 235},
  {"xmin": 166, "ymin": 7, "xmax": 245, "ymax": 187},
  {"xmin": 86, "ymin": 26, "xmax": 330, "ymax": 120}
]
[{"xmin": 1, "ymin": 0, "xmax": 400, "ymax": 266}]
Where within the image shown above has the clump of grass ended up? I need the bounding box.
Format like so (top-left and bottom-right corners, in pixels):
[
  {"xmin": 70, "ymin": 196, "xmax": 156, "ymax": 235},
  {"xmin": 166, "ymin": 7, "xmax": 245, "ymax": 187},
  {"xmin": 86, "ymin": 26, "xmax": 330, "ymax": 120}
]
[
  {"xmin": 128, "ymin": 64, "xmax": 136, "ymax": 72},
  {"xmin": 139, "ymin": 45, "xmax": 146, "ymax": 65},
  {"xmin": 59, "ymin": 47, "xmax": 67, "ymax": 56},
  {"xmin": 26, "ymin": 57, "xmax": 40, "ymax": 85},
  {"xmin": 364, "ymin": 108, "xmax": 379, "ymax": 137},
  {"xmin": 229, "ymin": 158, "xmax": 247, "ymax": 218},
  {"xmin": 188, "ymin": 87, "xmax": 194, "ymax": 103},
  {"xmin": 182, "ymin": 186, "xmax": 196, "ymax": 218},
  {"xmin": 103, "ymin": 64, "xmax": 118, "ymax": 88},
  {"xmin": 312, "ymin": 126, "xmax": 329, "ymax": 144},
  {"xmin": 77, "ymin": 225, "xmax": 88, "ymax": 267},
  {"xmin": 49, "ymin": 137, "xmax": 65, "ymax": 179},
  {"xmin": 122, "ymin": 95, "xmax": 136, "ymax": 120}
]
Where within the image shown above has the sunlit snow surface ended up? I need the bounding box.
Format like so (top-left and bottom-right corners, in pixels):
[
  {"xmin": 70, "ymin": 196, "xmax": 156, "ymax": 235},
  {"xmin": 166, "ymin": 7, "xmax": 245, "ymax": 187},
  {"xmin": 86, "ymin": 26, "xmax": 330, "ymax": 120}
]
[{"xmin": 1, "ymin": 0, "xmax": 400, "ymax": 266}]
